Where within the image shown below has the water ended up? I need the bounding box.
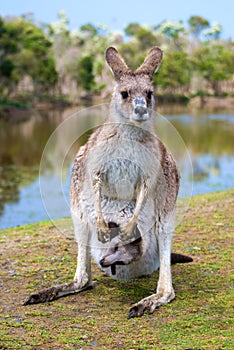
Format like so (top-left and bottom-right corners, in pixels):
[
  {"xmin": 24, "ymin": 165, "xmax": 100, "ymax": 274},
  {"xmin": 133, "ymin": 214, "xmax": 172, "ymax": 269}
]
[{"xmin": 0, "ymin": 106, "xmax": 233, "ymax": 229}]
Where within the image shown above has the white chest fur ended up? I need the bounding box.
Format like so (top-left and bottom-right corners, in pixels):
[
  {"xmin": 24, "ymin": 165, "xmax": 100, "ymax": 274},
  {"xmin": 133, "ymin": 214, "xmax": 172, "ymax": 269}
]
[{"xmin": 87, "ymin": 124, "xmax": 161, "ymax": 201}]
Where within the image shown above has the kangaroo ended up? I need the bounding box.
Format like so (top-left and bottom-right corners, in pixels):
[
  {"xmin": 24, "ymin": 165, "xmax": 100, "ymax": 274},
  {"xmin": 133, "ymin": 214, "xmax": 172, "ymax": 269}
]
[{"xmin": 24, "ymin": 47, "xmax": 192, "ymax": 317}]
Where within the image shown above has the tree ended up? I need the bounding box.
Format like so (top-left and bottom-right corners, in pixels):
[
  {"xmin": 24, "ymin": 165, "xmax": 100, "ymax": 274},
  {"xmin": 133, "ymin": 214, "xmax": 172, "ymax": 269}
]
[
  {"xmin": 203, "ymin": 23, "xmax": 222, "ymax": 40},
  {"xmin": 155, "ymin": 51, "xmax": 191, "ymax": 92},
  {"xmin": 47, "ymin": 11, "xmax": 69, "ymax": 37},
  {"xmin": 18, "ymin": 20, "xmax": 58, "ymax": 94},
  {"xmin": 32, "ymin": 56, "xmax": 58, "ymax": 92},
  {"xmin": 193, "ymin": 43, "xmax": 234, "ymax": 95},
  {"xmin": 156, "ymin": 20, "xmax": 187, "ymax": 50},
  {"xmin": 124, "ymin": 23, "xmax": 156, "ymax": 51},
  {"xmin": 124, "ymin": 22, "xmax": 141, "ymax": 37},
  {"xmin": 77, "ymin": 55, "xmax": 95, "ymax": 92},
  {"xmin": 188, "ymin": 16, "xmax": 210, "ymax": 39},
  {"xmin": 135, "ymin": 27, "xmax": 156, "ymax": 50},
  {"xmin": 0, "ymin": 17, "xmax": 21, "ymax": 96},
  {"xmin": 0, "ymin": 17, "xmax": 58, "ymax": 97},
  {"xmin": 1, "ymin": 13, "xmax": 234, "ymax": 102},
  {"xmin": 80, "ymin": 23, "xmax": 98, "ymax": 36}
]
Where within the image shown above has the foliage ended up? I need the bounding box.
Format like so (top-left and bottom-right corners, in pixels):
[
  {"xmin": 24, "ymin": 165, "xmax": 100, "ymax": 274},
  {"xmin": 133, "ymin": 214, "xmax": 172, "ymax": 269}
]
[
  {"xmin": 203, "ymin": 22, "xmax": 223, "ymax": 40},
  {"xmin": 192, "ymin": 43, "xmax": 234, "ymax": 95},
  {"xmin": 80, "ymin": 23, "xmax": 98, "ymax": 36},
  {"xmin": 158, "ymin": 20, "xmax": 185, "ymax": 39},
  {"xmin": 0, "ymin": 17, "xmax": 57, "ymax": 97},
  {"xmin": 125, "ymin": 23, "xmax": 156, "ymax": 51},
  {"xmin": 77, "ymin": 55, "xmax": 95, "ymax": 92},
  {"xmin": 0, "ymin": 12, "xmax": 234, "ymax": 102},
  {"xmin": 155, "ymin": 51, "xmax": 191, "ymax": 91},
  {"xmin": 0, "ymin": 18, "xmax": 20, "ymax": 95},
  {"xmin": 47, "ymin": 10, "xmax": 70, "ymax": 37},
  {"xmin": 188, "ymin": 15, "xmax": 210, "ymax": 38},
  {"xmin": 125, "ymin": 22, "xmax": 141, "ymax": 37}
]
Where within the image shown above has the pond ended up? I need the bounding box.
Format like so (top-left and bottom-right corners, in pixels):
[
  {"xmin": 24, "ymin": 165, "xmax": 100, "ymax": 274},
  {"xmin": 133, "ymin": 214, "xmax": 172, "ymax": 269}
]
[{"xmin": 0, "ymin": 105, "xmax": 233, "ymax": 230}]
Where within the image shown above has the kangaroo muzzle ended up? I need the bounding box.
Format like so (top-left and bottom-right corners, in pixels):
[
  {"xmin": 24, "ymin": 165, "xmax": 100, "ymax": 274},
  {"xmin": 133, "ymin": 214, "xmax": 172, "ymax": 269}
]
[{"xmin": 133, "ymin": 97, "xmax": 148, "ymax": 121}]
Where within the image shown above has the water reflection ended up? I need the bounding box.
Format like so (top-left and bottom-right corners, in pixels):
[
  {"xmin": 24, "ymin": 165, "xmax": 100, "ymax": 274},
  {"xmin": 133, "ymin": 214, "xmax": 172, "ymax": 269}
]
[
  {"xmin": 0, "ymin": 106, "xmax": 233, "ymax": 229},
  {"xmin": 166, "ymin": 113, "xmax": 234, "ymax": 193}
]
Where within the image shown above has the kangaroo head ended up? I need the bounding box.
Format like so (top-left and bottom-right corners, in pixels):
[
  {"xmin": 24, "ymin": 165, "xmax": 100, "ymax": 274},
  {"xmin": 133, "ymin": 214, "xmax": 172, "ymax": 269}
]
[
  {"xmin": 99, "ymin": 236, "xmax": 142, "ymax": 272},
  {"xmin": 106, "ymin": 46, "xmax": 163, "ymax": 124}
]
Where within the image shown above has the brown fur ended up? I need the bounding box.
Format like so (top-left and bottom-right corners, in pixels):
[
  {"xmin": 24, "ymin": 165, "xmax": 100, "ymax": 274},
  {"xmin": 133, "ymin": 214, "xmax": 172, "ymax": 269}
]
[{"xmin": 24, "ymin": 47, "xmax": 193, "ymax": 318}]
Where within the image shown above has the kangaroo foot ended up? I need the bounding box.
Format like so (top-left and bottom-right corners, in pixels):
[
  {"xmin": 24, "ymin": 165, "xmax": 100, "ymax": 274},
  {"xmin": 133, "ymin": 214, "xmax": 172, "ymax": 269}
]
[
  {"xmin": 24, "ymin": 281, "xmax": 93, "ymax": 305},
  {"xmin": 128, "ymin": 290, "xmax": 175, "ymax": 318}
]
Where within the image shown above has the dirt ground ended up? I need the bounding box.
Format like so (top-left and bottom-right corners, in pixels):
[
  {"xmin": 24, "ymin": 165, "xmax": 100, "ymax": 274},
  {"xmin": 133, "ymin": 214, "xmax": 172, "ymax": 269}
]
[{"xmin": 0, "ymin": 190, "xmax": 233, "ymax": 349}]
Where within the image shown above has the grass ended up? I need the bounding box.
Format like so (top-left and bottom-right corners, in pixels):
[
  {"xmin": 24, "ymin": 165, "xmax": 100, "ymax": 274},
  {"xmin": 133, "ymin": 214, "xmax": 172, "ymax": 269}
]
[{"xmin": 0, "ymin": 190, "xmax": 233, "ymax": 349}]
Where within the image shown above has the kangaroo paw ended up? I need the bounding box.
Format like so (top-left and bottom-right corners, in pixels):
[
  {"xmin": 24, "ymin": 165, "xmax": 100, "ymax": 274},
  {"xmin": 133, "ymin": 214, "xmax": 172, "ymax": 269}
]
[
  {"xmin": 119, "ymin": 222, "xmax": 140, "ymax": 244},
  {"xmin": 97, "ymin": 226, "xmax": 110, "ymax": 243}
]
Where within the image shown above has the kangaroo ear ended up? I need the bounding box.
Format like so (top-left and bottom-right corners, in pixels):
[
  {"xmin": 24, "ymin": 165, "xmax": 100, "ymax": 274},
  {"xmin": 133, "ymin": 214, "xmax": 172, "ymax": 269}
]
[
  {"xmin": 135, "ymin": 47, "xmax": 163, "ymax": 79},
  {"xmin": 106, "ymin": 47, "xmax": 131, "ymax": 80}
]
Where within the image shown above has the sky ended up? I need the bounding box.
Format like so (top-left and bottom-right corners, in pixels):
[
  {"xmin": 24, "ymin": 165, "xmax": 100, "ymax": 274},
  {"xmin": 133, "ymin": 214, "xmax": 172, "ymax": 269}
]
[{"xmin": 0, "ymin": 0, "xmax": 233, "ymax": 39}]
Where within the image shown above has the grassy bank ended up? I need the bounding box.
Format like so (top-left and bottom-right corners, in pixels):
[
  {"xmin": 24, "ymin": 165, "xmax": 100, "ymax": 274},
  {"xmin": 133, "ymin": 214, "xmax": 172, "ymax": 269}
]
[{"xmin": 0, "ymin": 190, "xmax": 233, "ymax": 349}]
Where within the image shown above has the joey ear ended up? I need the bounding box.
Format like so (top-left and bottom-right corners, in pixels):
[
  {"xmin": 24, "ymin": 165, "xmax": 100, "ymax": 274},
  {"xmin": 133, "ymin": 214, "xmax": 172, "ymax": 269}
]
[
  {"xmin": 135, "ymin": 47, "xmax": 163, "ymax": 79},
  {"xmin": 106, "ymin": 46, "xmax": 131, "ymax": 80}
]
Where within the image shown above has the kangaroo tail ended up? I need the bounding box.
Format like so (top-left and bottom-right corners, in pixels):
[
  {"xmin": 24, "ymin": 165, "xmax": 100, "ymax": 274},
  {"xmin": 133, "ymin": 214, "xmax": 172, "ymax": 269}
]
[{"xmin": 171, "ymin": 253, "xmax": 193, "ymax": 265}]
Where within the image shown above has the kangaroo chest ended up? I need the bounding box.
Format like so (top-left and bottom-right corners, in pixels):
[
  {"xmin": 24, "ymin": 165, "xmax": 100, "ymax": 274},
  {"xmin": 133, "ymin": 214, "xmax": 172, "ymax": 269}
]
[
  {"xmin": 102, "ymin": 157, "xmax": 142, "ymax": 200},
  {"xmin": 87, "ymin": 128, "xmax": 161, "ymax": 201}
]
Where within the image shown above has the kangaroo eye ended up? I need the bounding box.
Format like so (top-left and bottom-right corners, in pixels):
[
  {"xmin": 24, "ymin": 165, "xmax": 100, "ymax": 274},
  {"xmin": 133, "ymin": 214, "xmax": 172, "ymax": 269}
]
[
  {"xmin": 121, "ymin": 91, "xmax": 129, "ymax": 99},
  {"xmin": 146, "ymin": 91, "xmax": 153, "ymax": 99}
]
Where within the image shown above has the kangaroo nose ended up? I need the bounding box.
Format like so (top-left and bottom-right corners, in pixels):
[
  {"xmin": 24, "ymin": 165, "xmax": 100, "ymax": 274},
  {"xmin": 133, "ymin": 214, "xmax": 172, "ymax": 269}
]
[
  {"xmin": 99, "ymin": 258, "xmax": 105, "ymax": 267},
  {"xmin": 134, "ymin": 105, "xmax": 147, "ymax": 116}
]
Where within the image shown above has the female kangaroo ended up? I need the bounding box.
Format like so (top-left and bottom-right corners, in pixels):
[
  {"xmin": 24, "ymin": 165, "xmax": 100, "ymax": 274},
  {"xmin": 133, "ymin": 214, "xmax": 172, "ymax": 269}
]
[{"xmin": 24, "ymin": 47, "xmax": 192, "ymax": 318}]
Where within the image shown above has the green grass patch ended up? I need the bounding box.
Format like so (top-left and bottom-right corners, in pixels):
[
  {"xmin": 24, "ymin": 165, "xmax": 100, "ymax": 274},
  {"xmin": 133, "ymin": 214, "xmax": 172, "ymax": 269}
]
[{"xmin": 0, "ymin": 190, "xmax": 233, "ymax": 349}]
